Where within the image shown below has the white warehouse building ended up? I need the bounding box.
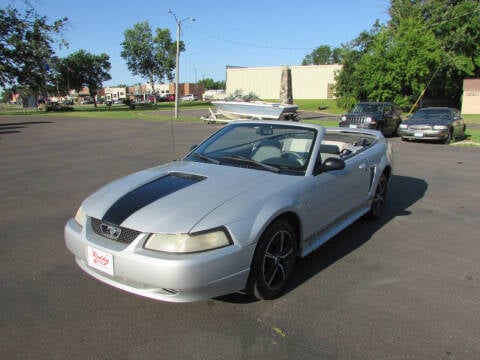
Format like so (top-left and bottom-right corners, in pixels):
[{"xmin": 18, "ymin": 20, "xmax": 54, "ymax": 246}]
[{"xmin": 225, "ymin": 64, "xmax": 343, "ymax": 100}]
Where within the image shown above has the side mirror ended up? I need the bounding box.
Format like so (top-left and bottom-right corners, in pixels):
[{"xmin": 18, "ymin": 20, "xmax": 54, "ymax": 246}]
[{"xmin": 314, "ymin": 157, "xmax": 345, "ymax": 175}]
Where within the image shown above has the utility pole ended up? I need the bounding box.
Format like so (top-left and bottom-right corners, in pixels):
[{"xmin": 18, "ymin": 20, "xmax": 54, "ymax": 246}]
[{"xmin": 168, "ymin": 9, "xmax": 195, "ymax": 119}]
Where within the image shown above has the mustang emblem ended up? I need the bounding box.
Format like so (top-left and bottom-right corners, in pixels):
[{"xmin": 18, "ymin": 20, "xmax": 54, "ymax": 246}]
[{"xmin": 100, "ymin": 223, "xmax": 122, "ymax": 240}]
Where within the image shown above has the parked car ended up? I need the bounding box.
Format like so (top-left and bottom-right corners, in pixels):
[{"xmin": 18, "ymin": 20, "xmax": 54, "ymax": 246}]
[
  {"xmin": 159, "ymin": 94, "xmax": 175, "ymax": 102},
  {"xmin": 398, "ymin": 107, "xmax": 466, "ymax": 144},
  {"xmin": 181, "ymin": 94, "xmax": 199, "ymax": 101},
  {"xmin": 65, "ymin": 120, "xmax": 393, "ymax": 302},
  {"xmin": 339, "ymin": 102, "xmax": 402, "ymax": 136}
]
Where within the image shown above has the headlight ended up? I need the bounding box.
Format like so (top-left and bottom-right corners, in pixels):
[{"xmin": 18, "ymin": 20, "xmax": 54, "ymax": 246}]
[
  {"xmin": 144, "ymin": 229, "xmax": 232, "ymax": 253},
  {"xmin": 433, "ymin": 125, "xmax": 448, "ymax": 130},
  {"xmin": 365, "ymin": 117, "xmax": 373, "ymax": 123},
  {"xmin": 74, "ymin": 206, "xmax": 86, "ymax": 227},
  {"xmin": 340, "ymin": 115, "xmax": 347, "ymax": 121},
  {"xmin": 399, "ymin": 124, "xmax": 408, "ymax": 129}
]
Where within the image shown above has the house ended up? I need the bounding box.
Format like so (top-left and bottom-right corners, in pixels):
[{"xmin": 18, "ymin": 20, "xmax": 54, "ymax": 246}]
[
  {"xmin": 104, "ymin": 87, "xmax": 126, "ymax": 102},
  {"xmin": 124, "ymin": 83, "xmax": 204, "ymax": 101},
  {"xmin": 462, "ymin": 79, "xmax": 480, "ymax": 114}
]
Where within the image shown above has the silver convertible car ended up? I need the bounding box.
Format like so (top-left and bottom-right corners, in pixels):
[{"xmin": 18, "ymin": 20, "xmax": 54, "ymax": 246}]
[{"xmin": 65, "ymin": 121, "xmax": 393, "ymax": 302}]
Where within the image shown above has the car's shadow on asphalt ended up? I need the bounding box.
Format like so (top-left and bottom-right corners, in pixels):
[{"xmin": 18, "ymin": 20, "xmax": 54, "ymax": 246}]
[
  {"xmin": 0, "ymin": 121, "xmax": 53, "ymax": 136},
  {"xmin": 287, "ymin": 174, "xmax": 427, "ymax": 296},
  {"xmin": 0, "ymin": 121, "xmax": 53, "ymax": 126},
  {"xmin": 216, "ymin": 174, "xmax": 428, "ymax": 304}
]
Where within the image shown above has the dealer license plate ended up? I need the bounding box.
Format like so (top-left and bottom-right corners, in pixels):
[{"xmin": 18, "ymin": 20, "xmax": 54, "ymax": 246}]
[
  {"xmin": 349, "ymin": 124, "xmax": 358, "ymax": 128},
  {"xmin": 414, "ymin": 131, "xmax": 424, "ymax": 137},
  {"xmin": 87, "ymin": 246, "xmax": 114, "ymax": 276}
]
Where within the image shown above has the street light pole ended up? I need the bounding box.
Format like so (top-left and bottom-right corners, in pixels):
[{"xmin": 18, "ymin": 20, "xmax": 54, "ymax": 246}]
[{"xmin": 168, "ymin": 9, "xmax": 195, "ymax": 119}]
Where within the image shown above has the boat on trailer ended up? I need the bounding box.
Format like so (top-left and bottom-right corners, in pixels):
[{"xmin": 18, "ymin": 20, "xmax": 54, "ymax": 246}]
[{"xmin": 203, "ymin": 100, "xmax": 300, "ymax": 123}]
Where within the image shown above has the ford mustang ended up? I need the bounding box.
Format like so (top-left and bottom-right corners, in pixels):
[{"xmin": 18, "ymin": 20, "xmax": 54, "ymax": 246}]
[{"xmin": 65, "ymin": 120, "xmax": 393, "ymax": 302}]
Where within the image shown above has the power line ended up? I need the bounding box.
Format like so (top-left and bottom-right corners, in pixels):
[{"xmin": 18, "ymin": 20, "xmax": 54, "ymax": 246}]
[
  {"xmin": 183, "ymin": 24, "xmax": 318, "ymax": 51},
  {"xmin": 185, "ymin": 4, "xmax": 480, "ymax": 51}
]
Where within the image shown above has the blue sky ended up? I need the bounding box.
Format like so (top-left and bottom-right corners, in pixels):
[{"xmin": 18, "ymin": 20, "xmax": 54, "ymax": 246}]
[{"xmin": 10, "ymin": 0, "xmax": 391, "ymax": 86}]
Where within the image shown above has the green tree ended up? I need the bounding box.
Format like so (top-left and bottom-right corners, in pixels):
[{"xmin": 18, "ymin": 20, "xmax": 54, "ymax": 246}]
[
  {"xmin": 121, "ymin": 21, "xmax": 182, "ymax": 96},
  {"xmin": 58, "ymin": 50, "xmax": 111, "ymax": 107},
  {"xmin": 0, "ymin": 5, "xmax": 67, "ymax": 98},
  {"xmin": 354, "ymin": 17, "xmax": 443, "ymax": 107},
  {"xmin": 1, "ymin": 89, "xmax": 13, "ymax": 103},
  {"xmin": 302, "ymin": 45, "xmax": 343, "ymax": 65},
  {"xmin": 388, "ymin": 0, "xmax": 480, "ymax": 105},
  {"xmin": 335, "ymin": 1, "xmax": 480, "ymax": 109},
  {"xmin": 334, "ymin": 23, "xmax": 384, "ymax": 109},
  {"xmin": 198, "ymin": 78, "xmax": 226, "ymax": 89}
]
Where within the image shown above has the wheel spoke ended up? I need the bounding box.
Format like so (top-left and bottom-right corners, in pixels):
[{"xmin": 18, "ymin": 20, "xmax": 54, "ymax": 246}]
[
  {"xmin": 266, "ymin": 266, "xmax": 278, "ymax": 287},
  {"xmin": 276, "ymin": 263, "xmax": 287, "ymax": 283},
  {"xmin": 277, "ymin": 232, "xmax": 285, "ymax": 253},
  {"xmin": 265, "ymin": 251, "xmax": 275, "ymax": 260},
  {"xmin": 280, "ymin": 248, "xmax": 293, "ymax": 259}
]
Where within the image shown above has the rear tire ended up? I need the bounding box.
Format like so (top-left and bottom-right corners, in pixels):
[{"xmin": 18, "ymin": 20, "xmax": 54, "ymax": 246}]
[
  {"xmin": 366, "ymin": 173, "xmax": 388, "ymax": 220},
  {"xmin": 246, "ymin": 219, "xmax": 298, "ymax": 300}
]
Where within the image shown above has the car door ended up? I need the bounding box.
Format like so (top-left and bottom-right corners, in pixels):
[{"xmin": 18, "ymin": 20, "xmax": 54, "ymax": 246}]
[
  {"xmin": 382, "ymin": 104, "xmax": 395, "ymax": 134},
  {"xmin": 300, "ymin": 151, "xmax": 372, "ymax": 245}
]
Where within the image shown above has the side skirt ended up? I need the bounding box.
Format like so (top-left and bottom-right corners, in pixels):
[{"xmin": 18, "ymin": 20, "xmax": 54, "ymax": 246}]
[{"xmin": 301, "ymin": 205, "xmax": 370, "ymax": 257}]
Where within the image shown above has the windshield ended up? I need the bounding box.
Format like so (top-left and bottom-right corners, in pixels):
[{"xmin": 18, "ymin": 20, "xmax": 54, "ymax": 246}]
[
  {"xmin": 184, "ymin": 123, "xmax": 317, "ymax": 175},
  {"xmin": 351, "ymin": 103, "xmax": 383, "ymax": 113},
  {"xmin": 410, "ymin": 109, "xmax": 452, "ymax": 121}
]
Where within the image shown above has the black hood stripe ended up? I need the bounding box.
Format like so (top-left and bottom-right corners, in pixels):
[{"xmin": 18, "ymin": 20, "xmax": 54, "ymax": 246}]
[{"xmin": 102, "ymin": 172, "xmax": 205, "ymax": 225}]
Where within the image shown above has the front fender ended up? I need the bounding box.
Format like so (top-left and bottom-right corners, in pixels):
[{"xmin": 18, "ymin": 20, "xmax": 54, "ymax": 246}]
[
  {"xmin": 235, "ymin": 194, "xmax": 299, "ymax": 246},
  {"xmin": 192, "ymin": 181, "xmax": 302, "ymax": 248}
]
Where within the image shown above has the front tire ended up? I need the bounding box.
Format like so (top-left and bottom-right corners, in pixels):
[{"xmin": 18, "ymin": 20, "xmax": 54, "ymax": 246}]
[
  {"xmin": 246, "ymin": 219, "xmax": 298, "ymax": 300},
  {"xmin": 443, "ymin": 128, "xmax": 453, "ymax": 144}
]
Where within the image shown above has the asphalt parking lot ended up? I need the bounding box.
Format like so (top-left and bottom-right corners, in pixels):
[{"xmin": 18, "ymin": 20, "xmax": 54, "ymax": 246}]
[{"xmin": 1, "ymin": 116, "xmax": 479, "ymax": 360}]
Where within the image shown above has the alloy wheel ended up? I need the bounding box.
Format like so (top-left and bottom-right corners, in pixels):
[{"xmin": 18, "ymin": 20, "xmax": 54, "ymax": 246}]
[
  {"xmin": 261, "ymin": 229, "xmax": 296, "ymax": 290},
  {"xmin": 368, "ymin": 173, "xmax": 387, "ymax": 219}
]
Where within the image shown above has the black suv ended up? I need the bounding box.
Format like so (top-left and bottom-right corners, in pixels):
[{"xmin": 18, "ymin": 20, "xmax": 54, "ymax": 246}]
[{"xmin": 339, "ymin": 102, "xmax": 402, "ymax": 136}]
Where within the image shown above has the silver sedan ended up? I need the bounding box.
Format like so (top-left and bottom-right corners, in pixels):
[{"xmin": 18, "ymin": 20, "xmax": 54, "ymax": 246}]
[
  {"xmin": 398, "ymin": 107, "xmax": 466, "ymax": 144},
  {"xmin": 65, "ymin": 120, "xmax": 393, "ymax": 302}
]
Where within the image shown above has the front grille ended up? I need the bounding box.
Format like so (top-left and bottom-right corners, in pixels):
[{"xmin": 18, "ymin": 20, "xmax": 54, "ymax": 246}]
[
  {"xmin": 347, "ymin": 115, "xmax": 368, "ymax": 124},
  {"xmin": 90, "ymin": 218, "xmax": 142, "ymax": 244},
  {"xmin": 409, "ymin": 125, "xmax": 431, "ymax": 131}
]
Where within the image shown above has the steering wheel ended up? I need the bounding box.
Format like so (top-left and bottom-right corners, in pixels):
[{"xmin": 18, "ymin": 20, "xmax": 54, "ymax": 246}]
[{"xmin": 281, "ymin": 151, "xmax": 305, "ymax": 166}]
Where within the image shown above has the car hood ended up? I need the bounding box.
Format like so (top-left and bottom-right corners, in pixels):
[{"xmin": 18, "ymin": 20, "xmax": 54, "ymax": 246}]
[
  {"xmin": 404, "ymin": 118, "xmax": 451, "ymax": 125},
  {"xmin": 345, "ymin": 112, "xmax": 382, "ymax": 117},
  {"xmin": 82, "ymin": 160, "xmax": 282, "ymax": 233}
]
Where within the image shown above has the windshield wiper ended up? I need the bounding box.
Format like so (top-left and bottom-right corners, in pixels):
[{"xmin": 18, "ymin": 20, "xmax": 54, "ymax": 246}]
[
  {"xmin": 190, "ymin": 152, "xmax": 220, "ymax": 164},
  {"xmin": 220, "ymin": 156, "xmax": 280, "ymax": 173}
]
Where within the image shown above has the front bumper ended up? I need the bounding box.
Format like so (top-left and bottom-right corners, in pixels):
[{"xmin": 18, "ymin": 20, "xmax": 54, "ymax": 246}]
[
  {"xmin": 339, "ymin": 122, "xmax": 376, "ymax": 130},
  {"xmin": 64, "ymin": 218, "xmax": 254, "ymax": 302},
  {"xmin": 398, "ymin": 128, "xmax": 449, "ymax": 141}
]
